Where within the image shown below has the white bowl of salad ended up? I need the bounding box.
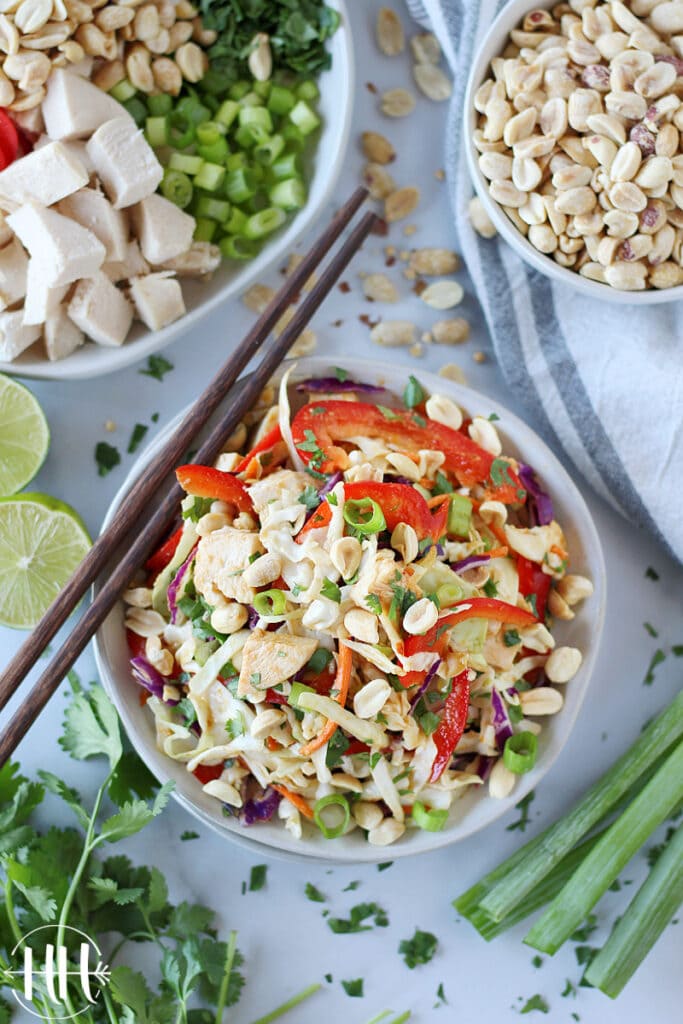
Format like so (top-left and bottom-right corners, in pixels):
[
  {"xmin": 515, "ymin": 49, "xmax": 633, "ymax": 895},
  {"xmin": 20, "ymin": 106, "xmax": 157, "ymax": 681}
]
[
  {"xmin": 94, "ymin": 357, "xmax": 606, "ymax": 863},
  {"xmin": 0, "ymin": 1, "xmax": 353, "ymax": 380}
]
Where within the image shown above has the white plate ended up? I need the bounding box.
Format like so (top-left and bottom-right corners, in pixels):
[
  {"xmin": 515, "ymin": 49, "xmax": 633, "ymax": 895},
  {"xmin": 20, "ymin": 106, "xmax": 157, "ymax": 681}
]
[
  {"xmin": 1, "ymin": 3, "xmax": 353, "ymax": 381},
  {"xmin": 94, "ymin": 356, "xmax": 606, "ymax": 864},
  {"xmin": 463, "ymin": 0, "xmax": 683, "ymax": 304}
]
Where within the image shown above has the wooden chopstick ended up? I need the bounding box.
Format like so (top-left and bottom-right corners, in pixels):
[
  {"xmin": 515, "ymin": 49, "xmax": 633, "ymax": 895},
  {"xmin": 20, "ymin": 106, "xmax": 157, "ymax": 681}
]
[
  {"xmin": 0, "ymin": 203, "xmax": 380, "ymax": 767},
  {"xmin": 0, "ymin": 185, "xmax": 368, "ymax": 717}
]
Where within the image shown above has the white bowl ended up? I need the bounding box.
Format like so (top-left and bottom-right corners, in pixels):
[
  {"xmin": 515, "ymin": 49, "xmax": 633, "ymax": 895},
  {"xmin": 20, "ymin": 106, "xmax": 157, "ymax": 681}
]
[
  {"xmin": 464, "ymin": 0, "xmax": 683, "ymax": 305},
  {"xmin": 1, "ymin": 3, "xmax": 353, "ymax": 381},
  {"xmin": 94, "ymin": 356, "xmax": 606, "ymax": 864}
]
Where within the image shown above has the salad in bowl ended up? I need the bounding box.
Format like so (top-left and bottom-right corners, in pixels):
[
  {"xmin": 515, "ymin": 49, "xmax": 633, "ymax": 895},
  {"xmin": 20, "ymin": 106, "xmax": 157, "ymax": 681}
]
[{"xmin": 106, "ymin": 360, "xmax": 604, "ymax": 858}]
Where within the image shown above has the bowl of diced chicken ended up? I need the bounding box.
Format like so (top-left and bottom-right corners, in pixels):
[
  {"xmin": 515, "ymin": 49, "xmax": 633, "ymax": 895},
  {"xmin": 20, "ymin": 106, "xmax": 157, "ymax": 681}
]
[
  {"xmin": 0, "ymin": 8, "xmax": 352, "ymax": 379},
  {"xmin": 94, "ymin": 356, "xmax": 606, "ymax": 863}
]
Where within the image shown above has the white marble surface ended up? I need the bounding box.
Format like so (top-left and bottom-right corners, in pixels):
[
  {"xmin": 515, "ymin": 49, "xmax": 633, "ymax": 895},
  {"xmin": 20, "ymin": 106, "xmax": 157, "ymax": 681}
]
[{"xmin": 3, "ymin": 1, "xmax": 683, "ymax": 1020}]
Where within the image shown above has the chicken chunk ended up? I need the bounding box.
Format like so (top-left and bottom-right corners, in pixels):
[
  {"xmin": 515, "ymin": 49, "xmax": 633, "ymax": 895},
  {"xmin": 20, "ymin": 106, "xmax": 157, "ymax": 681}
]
[
  {"xmin": 34, "ymin": 135, "xmax": 94, "ymax": 175},
  {"xmin": 7, "ymin": 203, "xmax": 106, "ymax": 288},
  {"xmin": 102, "ymin": 240, "xmax": 149, "ymax": 283},
  {"xmin": 43, "ymin": 306, "xmax": 84, "ymax": 361},
  {"xmin": 86, "ymin": 117, "xmax": 163, "ymax": 209},
  {"xmin": 67, "ymin": 272, "xmax": 133, "ymax": 346},
  {"xmin": 237, "ymin": 628, "xmax": 317, "ymax": 696},
  {"xmin": 129, "ymin": 272, "xmax": 185, "ymax": 331},
  {"xmin": 193, "ymin": 526, "xmax": 265, "ymax": 606},
  {"xmin": 0, "ymin": 141, "xmax": 88, "ymax": 210},
  {"xmin": 0, "ymin": 310, "xmax": 41, "ymax": 361},
  {"xmin": 160, "ymin": 241, "xmax": 221, "ymax": 277},
  {"xmin": 248, "ymin": 470, "xmax": 312, "ymax": 516},
  {"xmin": 131, "ymin": 194, "xmax": 195, "ymax": 264},
  {"xmin": 23, "ymin": 263, "xmax": 67, "ymax": 326},
  {"xmin": 42, "ymin": 68, "xmax": 129, "ymax": 141},
  {"xmin": 58, "ymin": 188, "xmax": 128, "ymax": 262},
  {"xmin": 0, "ymin": 239, "xmax": 28, "ymax": 310}
]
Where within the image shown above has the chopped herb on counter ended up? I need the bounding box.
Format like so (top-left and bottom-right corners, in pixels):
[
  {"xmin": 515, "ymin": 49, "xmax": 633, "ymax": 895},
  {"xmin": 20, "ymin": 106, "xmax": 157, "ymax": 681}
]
[
  {"xmin": 305, "ymin": 882, "xmax": 326, "ymax": 903},
  {"xmin": 249, "ymin": 864, "xmax": 268, "ymax": 891},
  {"xmin": 341, "ymin": 978, "xmax": 364, "ymax": 998},
  {"xmin": 398, "ymin": 928, "xmax": 438, "ymax": 969},
  {"xmin": 673, "ymin": 645, "xmax": 683, "ymax": 657},
  {"xmin": 645, "ymin": 566, "xmax": 659, "ymax": 581},
  {"xmin": 95, "ymin": 440, "xmax": 120, "ymax": 477},
  {"xmin": 643, "ymin": 622, "xmax": 659, "ymax": 638},
  {"xmin": 532, "ymin": 955, "xmax": 543, "ymax": 968},
  {"xmin": 435, "ymin": 982, "xmax": 447, "ymax": 1005},
  {"xmin": 140, "ymin": 354, "xmax": 174, "ymax": 381},
  {"xmin": 344, "ymin": 880, "xmax": 360, "ymax": 892},
  {"xmin": 127, "ymin": 422, "xmax": 148, "ymax": 454},
  {"xmin": 377, "ymin": 862, "xmax": 393, "ymax": 872},
  {"xmin": 520, "ymin": 994, "xmax": 549, "ymax": 1014},
  {"xmin": 561, "ymin": 979, "xmax": 577, "ymax": 998},
  {"xmin": 643, "ymin": 648, "xmax": 666, "ymax": 685},
  {"xmin": 327, "ymin": 902, "xmax": 388, "ymax": 934},
  {"xmin": 180, "ymin": 830, "xmax": 199, "ymax": 841},
  {"xmin": 506, "ymin": 791, "xmax": 535, "ymax": 832}
]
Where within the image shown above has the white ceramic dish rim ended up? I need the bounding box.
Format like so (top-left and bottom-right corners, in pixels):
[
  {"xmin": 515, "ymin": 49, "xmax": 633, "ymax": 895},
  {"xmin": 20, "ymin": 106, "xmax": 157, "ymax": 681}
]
[
  {"xmin": 94, "ymin": 355, "xmax": 607, "ymax": 864},
  {"xmin": 463, "ymin": 0, "xmax": 683, "ymax": 305},
  {"xmin": 0, "ymin": 1, "xmax": 354, "ymax": 381}
]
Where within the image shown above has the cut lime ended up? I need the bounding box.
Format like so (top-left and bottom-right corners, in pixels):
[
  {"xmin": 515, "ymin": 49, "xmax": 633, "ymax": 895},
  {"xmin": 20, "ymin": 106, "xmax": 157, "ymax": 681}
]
[
  {"xmin": 0, "ymin": 374, "xmax": 50, "ymax": 497},
  {"xmin": 0, "ymin": 493, "xmax": 91, "ymax": 629}
]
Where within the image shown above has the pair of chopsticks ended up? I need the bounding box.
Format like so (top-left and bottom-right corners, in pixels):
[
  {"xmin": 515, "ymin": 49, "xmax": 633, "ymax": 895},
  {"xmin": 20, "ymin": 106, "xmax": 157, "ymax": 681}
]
[{"xmin": 0, "ymin": 186, "xmax": 378, "ymax": 767}]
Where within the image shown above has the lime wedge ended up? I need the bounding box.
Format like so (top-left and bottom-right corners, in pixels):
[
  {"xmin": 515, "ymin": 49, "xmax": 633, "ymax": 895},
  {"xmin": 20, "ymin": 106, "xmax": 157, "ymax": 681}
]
[
  {"xmin": 0, "ymin": 374, "xmax": 50, "ymax": 497},
  {"xmin": 0, "ymin": 493, "xmax": 91, "ymax": 628}
]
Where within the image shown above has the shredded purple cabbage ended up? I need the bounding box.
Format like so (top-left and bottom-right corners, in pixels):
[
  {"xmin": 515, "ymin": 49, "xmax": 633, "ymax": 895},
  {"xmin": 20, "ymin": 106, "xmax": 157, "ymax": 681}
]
[
  {"xmin": 409, "ymin": 658, "xmax": 442, "ymax": 712},
  {"xmin": 450, "ymin": 554, "xmax": 491, "ymax": 574},
  {"xmin": 247, "ymin": 605, "xmax": 259, "ymax": 630},
  {"xmin": 490, "ymin": 689, "xmax": 513, "ymax": 748},
  {"xmin": 241, "ymin": 787, "xmax": 282, "ymax": 825},
  {"xmin": 167, "ymin": 544, "xmax": 197, "ymax": 625},
  {"xmin": 130, "ymin": 656, "xmax": 179, "ymax": 704},
  {"xmin": 518, "ymin": 464, "xmax": 554, "ymax": 527},
  {"xmin": 296, "ymin": 376, "xmax": 384, "ymax": 394},
  {"xmin": 476, "ymin": 755, "xmax": 495, "ymax": 781}
]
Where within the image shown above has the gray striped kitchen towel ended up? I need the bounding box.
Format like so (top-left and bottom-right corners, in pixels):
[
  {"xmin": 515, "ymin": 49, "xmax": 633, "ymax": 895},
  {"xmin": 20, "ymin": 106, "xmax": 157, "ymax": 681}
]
[{"xmin": 407, "ymin": 0, "xmax": 683, "ymax": 562}]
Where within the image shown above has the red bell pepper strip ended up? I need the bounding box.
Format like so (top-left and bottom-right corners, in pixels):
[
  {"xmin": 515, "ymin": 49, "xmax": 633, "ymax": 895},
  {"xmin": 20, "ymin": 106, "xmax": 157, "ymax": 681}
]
[
  {"xmin": 0, "ymin": 110, "xmax": 19, "ymax": 171},
  {"xmin": 296, "ymin": 481, "xmax": 449, "ymax": 543},
  {"xmin": 176, "ymin": 464, "xmax": 254, "ymax": 513},
  {"xmin": 517, "ymin": 556, "xmax": 552, "ymax": 621},
  {"xmin": 193, "ymin": 762, "xmax": 224, "ymax": 785},
  {"xmin": 145, "ymin": 525, "xmax": 183, "ymax": 575},
  {"xmin": 233, "ymin": 424, "xmax": 283, "ymax": 475},
  {"xmin": 429, "ymin": 670, "xmax": 471, "ymax": 783},
  {"xmin": 126, "ymin": 629, "xmax": 148, "ymax": 661},
  {"xmin": 400, "ymin": 598, "xmax": 538, "ymax": 688},
  {"xmin": 290, "ymin": 400, "xmax": 525, "ymax": 503}
]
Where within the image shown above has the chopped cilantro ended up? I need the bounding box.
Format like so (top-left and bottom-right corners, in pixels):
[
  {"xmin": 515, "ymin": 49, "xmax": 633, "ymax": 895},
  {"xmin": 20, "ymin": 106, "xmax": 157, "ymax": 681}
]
[
  {"xmin": 321, "ymin": 577, "xmax": 341, "ymax": 603},
  {"xmin": 365, "ymin": 594, "xmax": 382, "ymax": 615},
  {"xmin": 304, "ymin": 882, "xmax": 325, "ymax": 903},
  {"xmin": 182, "ymin": 495, "xmax": 213, "ymax": 522},
  {"xmin": 225, "ymin": 717, "xmax": 244, "ymax": 739},
  {"xmin": 483, "ymin": 578, "xmax": 499, "ymax": 598},
  {"xmin": 418, "ymin": 710, "xmax": 440, "ymax": 737},
  {"xmin": 574, "ymin": 945, "xmax": 597, "ymax": 967},
  {"xmin": 520, "ymin": 994, "xmax": 549, "ymax": 1014},
  {"xmin": 180, "ymin": 830, "xmax": 199, "ymax": 841},
  {"xmin": 341, "ymin": 978, "xmax": 363, "ymax": 998},
  {"xmin": 95, "ymin": 441, "xmax": 120, "ymax": 477},
  {"xmin": 527, "ymin": 593, "xmax": 539, "ymax": 618},
  {"xmin": 403, "ymin": 374, "xmax": 425, "ymax": 409},
  {"xmin": 504, "ymin": 628, "xmax": 521, "ymax": 647},
  {"xmin": 531, "ymin": 955, "xmax": 543, "ymax": 968},
  {"xmin": 561, "ymin": 979, "xmax": 577, "ymax": 998},
  {"xmin": 432, "ymin": 470, "xmax": 453, "ymax": 495},
  {"xmin": 506, "ymin": 791, "xmax": 535, "ymax": 832},
  {"xmin": 378, "ymin": 404, "xmax": 402, "ymax": 420},
  {"xmin": 435, "ymin": 982, "xmax": 447, "ymax": 1005},
  {"xmin": 151, "ymin": 412, "xmax": 159, "ymax": 423},
  {"xmin": 412, "ymin": 412, "xmax": 427, "ymax": 428},
  {"xmin": 326, "ymin": 730, "xmax": 350, "ymax": 768},
  {"xmin": 646, "ymin": 826, "xmax": 676, "ymax": 868},
  {"xmin": 127, "ymin": 422, "xmax": 148, "ymax": 454},
  {"xmin": 398, "ymin": 928, "xmax": 438, "ymax": 969},
  {"xmin": 250, "ymin": 672, "xmax": 262, "ymax": 687},
  {"xmin": 177, "ymin": 697, "xmax": 196, "ymax": 728},
  {"xmin": 377, "ymin": 862, "xmax": 393, "ymax": 871},
  {"xmin": 489, "ymin": 457, "xmax": 516, "ymax": 490},
  {"xmin": 297, "ymin": 429, "xmax": 326, "ymax": 471},
  {"xmin": 248, "ymin": 864, "xmax": 267, "ymax": 891},
  {"xmin": 645, "ymin": 566, "xmax": 659, "ymax": 581},
  {"xmin": 325, "ymin": 973, "xmax": 333, "ymax": 984},
  {"xmin": 140, "ymin": 354, "xmax": 173, "ymax": 381},
  {"xmin": 488, "ymin": 412, "xmax": 500, "ymax": 422},
  {"xmin": 643, "ymin": 622, "xmax": 659, "ymax": 638},
  {"xmin": 369, "ymin": 751, "xmax": 382, "ymax": 769},
  {"xmin": 570, "ymin": 916, "xmax": 597, "ymax": 943},
  {"xmin": 343, "ymin": 880, "xmax": 360, "ymax": 891},
  {"xmin": 298, "ymin": 485, "xmax": 320, "ymax": 512},
  {"xmin": 643, "ymin": 648, "xmax": 666, "ymax": 685},
  {"xmin": 307, "ymin": 648, "xmax": 333, "ymax": 674},
  {"xmin": 328, "ymin": 492, "xmax": 338, "ymax": 506},
  {"xmin": 334, "ymin": 367, "xmax": 348, "ymax": 382},
  {"xmin": 673, "ymin": 645, "xmax": 683, "ymax": 657},
  {"xmin": 327, "ymin": 902, "xmax": 388, "ymax": 933}
]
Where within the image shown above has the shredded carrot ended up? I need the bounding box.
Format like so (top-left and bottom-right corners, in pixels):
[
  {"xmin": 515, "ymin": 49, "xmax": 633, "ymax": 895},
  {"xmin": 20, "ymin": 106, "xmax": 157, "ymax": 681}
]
[
  {"xmin": 298, "ymin": 642, "xmax": 352, "ymax": 757},
  {"xmin": 488, "ymin": 521, "xmax": 509, "ymax": 548},
  {"xmin": 550, "ymin": 543, "xmax": 569, "ymax": 562},
  {"xmin": 272, "ymin": 784, "xmax": 314, "ymax": 819},
  {"xmin": 266, "ymin": 737, "xmax": 282, "ymax": 752},
  {"xmin": 485, "ymin": 545, "xmax": 509, "ymax": 560},
  {"xmin": 426, "ymin": 493, "xmax": 454, "ymax": 510}
]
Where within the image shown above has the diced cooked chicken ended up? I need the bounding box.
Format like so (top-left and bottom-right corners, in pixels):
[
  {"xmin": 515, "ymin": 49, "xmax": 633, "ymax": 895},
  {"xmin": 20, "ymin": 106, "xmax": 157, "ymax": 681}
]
[
  {"xmin": 67, "ymin": 271, "xmax": 133, "ymax": 346},
  {"xmin": 13, "ymin": 106, "xmax": 45, "ymax": 137},
  {"xmin": 131, "ymin": 194, "xmax": 195, "ymax": 264},
  {"xmin": 42, "ymin": 68, "xmax": 129, "ymax": 141},
  {"xmin": 237, "ymin": 628, "xmax": 317, "ymax": 696},
  {"xmin": 129, "ymin": 272, "xmax": 185, "ymax": 331},
  {"xmin": 86, "ymin": 117, "xmax": 162, "ymax": 209},
  {"xmin": 0, "ymin": 213, "xmax": 11, "ymax": 248},
  {"xmin": 7, "ymin": 203, "xmax": 106, "ymax": 288},
  {"xmin": 0, "ymin": 310, "xmax": 41, "ymax": 361},
  {"xmin": 58, "ymin": 188, "xmax": 128, "ymax": 262},
  {"xmin": 34, "ymin": 135, "xmax": 94, "ymax": 175},
  {"xmin": 23, "ymin": 263, "xmax": 67, "ymax": 326},
  {"xmin": 44, "ymin": 306, "xmax": 84, "ymax": 361},
  {"xmin": 0, "ymin": 142, "xmax": 88, "ymax": 210},
  {"xmin": 193, "ymin": 526, "xmax": 265, "ymax": 606},
  {"xmin": 102, "ymin": 240, "xmax": 149, "ymax": 283},
  {"xmin": 0, "ymin": 239, "xmax": 28, "ymax": 310},
  {"xmin": 160, "ymin": 241, "xmax": 221, "ymax": 277},
  {"xmin": 248, "ymin": 470, "xmax": 312, "ymax": 515}
]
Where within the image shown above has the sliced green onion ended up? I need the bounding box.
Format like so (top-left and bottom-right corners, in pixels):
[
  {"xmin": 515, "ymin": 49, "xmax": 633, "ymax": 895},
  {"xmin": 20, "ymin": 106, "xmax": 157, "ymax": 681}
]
[
  {"xmin": 219, "ymin": 235, "xmax": 258, "ymax": 260},
  {"xmin": 253, "ymin": 589, "xmax": 287, "ymax": 616},
  {"xmin": 289, "ymin": 99, "xmax": 321, "ymax": 136},
  {"xmin": 195, "ymin": 196, "xmax": 230, "ymax": 223},
  {"xmin": 270, "ymin": 150, "xmax": 301, "ymax": 181},
  {"xmin": 229, "ymin": 79, "xmax": 251, "ymax": 101},
  {"xmin": 268, "ymin": 84, "xmax": 296, "ymax": 116},
  {"xmin": 197, "ymin": 137, "xmax": 229, "ymax": 165},
  {"xmin": 216, "ymin": 98, "xmax": 239, "ymax": 129},
  {"xmin": 525, "ymin": 737, "xmax": 683, "ymax": 954},
  {"xmin": 145, "ymin": 115, "xmax": 168, "ymax": 147},
  {"xmin": 196, "ymin": 120, "xmax": 226, "ymax": 145},
  {"xmin": 288, "ymin": 682, "xmax": 315, "ymax": 709},
  {"xmin": 194, "ymin": 162, "xmax": 226, "ymax": 192},
  {"xmin": 225, "ymin": 151, "xmax": 248, "ymax": 172},
  {"xmin": 223, "ymin": 207, "xmax": 247, "ymax": 235},
  {"xmin": 584, "ymin": 821, "xmax": 683, "ymax": 997},
  {"xmin": 194, "ymin": 218, "xmax": 217, "ymax": 243},
  {"xmin": 296, "ymin": 79, "xmax": 320, "ymax": 102},
  {"xmin": 412, "ymin": 800, "xmax": 448, "ymax": 832},
  {"xmin": 504, "ymin": 732, "xmax": 538, "ymax": 775},
  {"xmin": 281, "ymin": 123, "xmax": 305, "ymax": 152},
  {"xmin": 436, "ymin": 581, "xmax": 467, "ymax": 607},
  {"xmin": 168, "ymin": 111, "xmax": 194, "ymax": 148},
  {"xmin": 168, "ymin": 152, "xmax": 203, "ymax": 176},
  {"xmin": 240, "ymin": 90, "xmax": 263, "ymax": 108},
  {"xmin": 161, "ymin": 169, "xmax": 193, "ymax": 209},
  {"xmin": 254, "ymin": 133, "xmax": 285, "ymax": 165},
  {"xmin": 147, "ymin": 92, "xmax": 172, "ymax": 116},
  {"xmin": 269, "ymin": 178, "xmax": 306, "ymax": 211},
  {"xmin": 343, "ymin": 497, "xmax": 386, "ymax": 535},
  {"xmin": 447, "ymin": 494, "xmax": 472, "ymax": 538},
  {"xmin": 234, "ymin": 123, "xmax": 265, "ymax": 148},
  {"xmin": 239, "ymin": 105, "xmax": 273, "ymax": 134},
  {"xmin": 306, "ymin": 648, "xmax": 333, "ymax": 674},
  {"xmin": 175, "ymin": 94, "xmax": 211, "ymax": 125},
  {"xmin": 110, "ymin": 77, "xmax": 135, "ymax": 102},
  {"xmin": 123, "ymin": 97, "xmax": 147, "ymax": 127},
  {"xmin": 314, "ymin": 794, "xmax": 350, "ymax": 839},
  {"xmin": 243, "ymin": 207, "xmax": 286, "ymax": 240},
  {"xmin": 252, "ymin": 79, "xmax": 271, "ymax": 100},
  {"xmin": 224, "ymin": 167, "xmax": 257, "ymax": 204}
]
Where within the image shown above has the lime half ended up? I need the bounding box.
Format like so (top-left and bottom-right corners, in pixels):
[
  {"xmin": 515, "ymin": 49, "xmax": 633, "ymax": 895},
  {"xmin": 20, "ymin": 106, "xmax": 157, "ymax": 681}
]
[
  {"xmin": 0, "ymin": 493, "xmax": 91, "ymax": 629},
  {"xmin": 0, "ymin": 375, "xmax": 50, "ymax": 496}
]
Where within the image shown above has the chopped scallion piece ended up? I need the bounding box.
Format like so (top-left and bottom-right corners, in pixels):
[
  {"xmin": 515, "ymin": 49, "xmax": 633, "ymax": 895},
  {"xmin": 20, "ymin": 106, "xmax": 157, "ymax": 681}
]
[{"xmin": 314, "ymin": 794, "xmax": 350, "ymax": 839}]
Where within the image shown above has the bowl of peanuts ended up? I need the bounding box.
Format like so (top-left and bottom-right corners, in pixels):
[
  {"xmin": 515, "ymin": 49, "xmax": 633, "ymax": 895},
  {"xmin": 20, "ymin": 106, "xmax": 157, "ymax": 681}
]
[{"xmin": 465, "ymin": 0, "xmax": 683, "ymax": 299}]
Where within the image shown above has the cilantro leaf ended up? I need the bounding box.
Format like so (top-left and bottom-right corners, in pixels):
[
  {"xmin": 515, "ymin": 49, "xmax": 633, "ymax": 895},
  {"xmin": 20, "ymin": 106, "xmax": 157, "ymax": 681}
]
[
  {"xmin": 321, "ymin": 577, "xmax": 341, "ymax": 602},
  {"xmin": 98, "ymin": 783, "xmax": 173, "ymax": 844},
  {"xmin": 12, "ymin": 880, "xmax": 57, "ymax": 922},
  {"xmin": 305, "ymin": 882, "xmax": 326, "ymax": 903},
  {"xmin": 298, "ymin": 485, "xmax": 320, "ymax": 512},
  {"xmin": 88, "ymin": 876, "xmax": 145, "ymax": 907},
  {"xmin": 327, "ymin": 902, "xmax": 388, "ymax": 933},
  {"xmin": 95, "ymin": 441, "xmax": 121, "ymax": 477},
  {"xmin": 108, "ymin": 749, "xmax": 160, "ymax": 806},
  {"xmin": 140, "ymin": 354, "xmax": 174, "ymax": 381},
  {"xmin": 404, "ymin": 375, "xmax": 425, "ymax": 409},
  {"xmin": 520, "ymin": 994, "xmax": 549, "ymax": 1014},
  {"xmin": 341, "ymin": 978, "xmax": 363, "ymax": 997},
  {"xmin": 365, "ymin": 594, "xmax": 382, "ymax": 615},
  {"xmin": 59, "ymin": 686, "xmax": 122, "ymax": 769},
  {"xmin": 38, "ymin": 771, "xmax": 90, "ymax": 830},
  {"xmin": 398, "ymin": 928, "xmax": 438, "ymax": 968},
  {"xmin": 325, "ymin": 730, "xmax": 350, "ymax": 768}
]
